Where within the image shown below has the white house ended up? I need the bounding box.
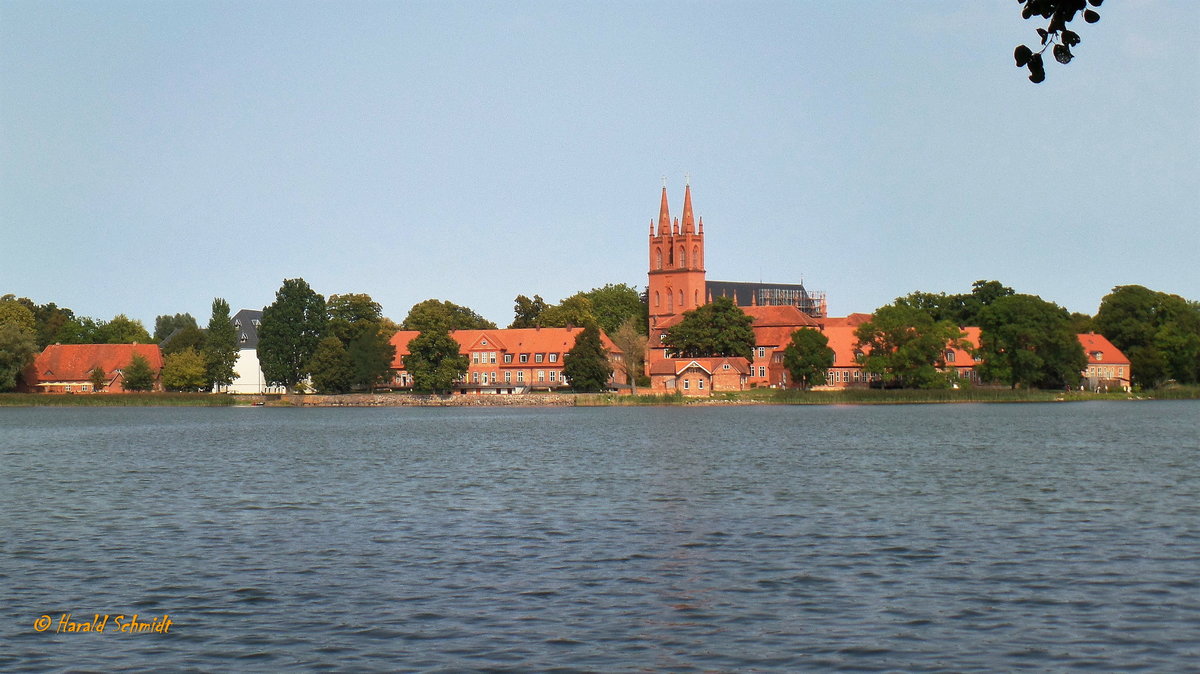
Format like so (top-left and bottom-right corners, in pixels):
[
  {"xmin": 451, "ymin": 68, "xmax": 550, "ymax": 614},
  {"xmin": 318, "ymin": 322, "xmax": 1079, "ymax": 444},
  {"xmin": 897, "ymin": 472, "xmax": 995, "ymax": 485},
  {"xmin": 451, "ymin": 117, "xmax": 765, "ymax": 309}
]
[{"xmin": 222, "ymin": 309, "xmax": 285, "ymax": 394}]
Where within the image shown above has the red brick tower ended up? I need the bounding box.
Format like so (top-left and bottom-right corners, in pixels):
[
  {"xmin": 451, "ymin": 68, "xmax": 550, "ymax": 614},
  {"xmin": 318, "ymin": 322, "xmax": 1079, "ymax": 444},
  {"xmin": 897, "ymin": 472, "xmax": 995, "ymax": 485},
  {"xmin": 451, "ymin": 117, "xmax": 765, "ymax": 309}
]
[{"xmin": 648, "ymin": 181, "xmax": 706, "ymax": 326}]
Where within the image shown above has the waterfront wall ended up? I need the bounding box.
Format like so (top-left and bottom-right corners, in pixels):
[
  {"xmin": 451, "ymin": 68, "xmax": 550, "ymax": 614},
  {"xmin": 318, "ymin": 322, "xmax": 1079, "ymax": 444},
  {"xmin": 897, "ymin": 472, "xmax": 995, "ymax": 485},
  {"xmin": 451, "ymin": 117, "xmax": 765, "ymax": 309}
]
[{"xmin": 282, "ymin": 393, "xmax": 579, "ymax": 407}]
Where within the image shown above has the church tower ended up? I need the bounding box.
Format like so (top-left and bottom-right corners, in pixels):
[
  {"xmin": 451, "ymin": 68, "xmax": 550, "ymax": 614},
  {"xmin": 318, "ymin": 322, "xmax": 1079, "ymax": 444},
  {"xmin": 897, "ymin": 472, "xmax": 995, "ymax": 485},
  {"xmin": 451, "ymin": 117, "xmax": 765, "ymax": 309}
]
[{"xmin": 648, "ymin": 181, "xmax": 706, "ymax": 326}]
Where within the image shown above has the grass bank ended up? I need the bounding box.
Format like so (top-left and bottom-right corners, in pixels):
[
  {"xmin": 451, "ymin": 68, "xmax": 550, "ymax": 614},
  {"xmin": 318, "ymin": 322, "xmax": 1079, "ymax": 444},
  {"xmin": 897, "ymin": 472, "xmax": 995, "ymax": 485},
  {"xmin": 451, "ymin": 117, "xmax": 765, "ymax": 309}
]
[
  {"xmin": 0, "ymin": 393, "xmax": 245, "ymax": 407},
  {"xmin": 581, "ymin": 386, "xmax": 1197, "ymax": 406}
]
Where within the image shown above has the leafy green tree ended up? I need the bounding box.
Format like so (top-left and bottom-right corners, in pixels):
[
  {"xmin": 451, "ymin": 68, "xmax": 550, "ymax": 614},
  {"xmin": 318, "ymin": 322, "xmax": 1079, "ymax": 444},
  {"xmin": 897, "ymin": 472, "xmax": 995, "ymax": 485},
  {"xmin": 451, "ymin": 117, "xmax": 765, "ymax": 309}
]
[
  {"xmin": 328, "ymin": 293, "xmax": 384, "ymax": 342},
  {"xmin": 976, "ymin": 294, "xmax": 1086, "ymax": 389},
  {"xmin": 581, "ymin": 284, "xmax": 646, "ymax": 335},
  {"xmin": 121, "ymin": 353, "xmax": 155, "ymax": 392},
  {"xmin": 89, "ymin": 366, "xmax": 107, "ymax": 392},
  {"xmin": 154, "ymin": 313, "xmax": 198, "ymax": 342},
  {"xmin": 1014, "ymin": 0, "xmax": 1103, "ymax": 83},
  {"xmin": 161, "ymin": 347, "xmax": 208, "ymax": 392},
  {"xmin": 405, "ymin": 325, "xmax": 468, "ymax": 393},
  {"xmin": 53, "ymin": 316, "xmax": 104, "ymax": 344},
  {"xmin": 610, "ymin": 316, "xmax": 648, "ymax": 392},
  {"xmin": 203, "ymin": 298, "xmax": 239, "ymax": 392},
  {"xmin": 783, "ymin": 328, "xmax": 835, "ymax": 390},
  {"xmin": 0, "ymin": 297, "xmax": 37, "ymax": 335},
  {"xmin": 509, "ymin": 294, "xmax": 548, "ymax": 328},
  {"xmin": 161, "ymin": 324, "xmax": 206, "ymax": 355},
  {"xmin": 32, "ymin": 302, "xmax": 75, "ymax": 348},
  {"xmin": 537, "ymin": 295, "xmax": 596, "ymax": 329},
  {"xmin": 900, "ymin": 280, "xmax": 1015, "ymax": 326},
  {"xmin": 349, "ymin": 327, "xmax": 396, "ymax": 392},
  {"xmin": 98, "ymin": 314, "xmax": 153, "ymax": 344},
  {"xmin": 401, "ymin": 299, "xmax": 496, "ymax": 332},
  {"xmin": 0, "ymin": 322, "xmax": 38, "ymax": 391},
  {"xmin": 855, "ymin": 302, "xmax": 965, "ymax": 389},
  {"xmin": 308, "ymin": 337, "xmax": 355, "ymax": 394},
  {"xmin": 258, "ymin": 278, "xmax": 328, "ymax": 393},
  {"xmin": 1095, "ymin": 285, "xmax": 1200, "ymax": 387},
  {"xmin": 563, "ymin": 323, "xmax": 613, "ymax": 392},
  {"xmin": 663, "ymin": 297, "xmax": 755, "ymax": 361}
]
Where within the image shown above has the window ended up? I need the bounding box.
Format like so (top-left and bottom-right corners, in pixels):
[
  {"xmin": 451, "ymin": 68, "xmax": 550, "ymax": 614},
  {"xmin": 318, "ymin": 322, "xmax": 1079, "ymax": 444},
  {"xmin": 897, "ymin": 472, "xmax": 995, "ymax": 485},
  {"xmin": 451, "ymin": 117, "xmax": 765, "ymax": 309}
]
[
  {"xmin": 481, "ymin": 339, "xmax": 488, "ymax": 346},
  {"xmin": 683, "ymin": 379, "xmax": 690, "ymax": 390},
  {"xmin": 504, "ymin": 354, "xmax": 513, "ymax": 364},
  {"xmin": 758, "ymin": 366, "xmax": 766, "ymax": 378},
  {"xmin": 252, "ymin": 319, "xmax": 260, "ymax": 327},
  {"xmin": 537, "ymin": 370, "xmax": 545, "ymax": 382},
  {"xmin": 1092, "ymin": 351, "xmax": 1103, "ymax": 361},
  {"xmin": 517, "ymin": 371, "xmax": 525, "ymax": 382},
  {"xmin": 722, "ymin": 364, "xmax": 730, "ymax": 370},
  {"xmin": 472, "ymin": 353, "xmax": 480, "ymax": 364},
  {"xmin": 549, "ymin": 371, "xmax": 557, "ymax": 382},
  {"xmin": 520, "ymin": 354, "xmax": 529, "ymax": 363},
  {"xmin": 535, "ymin": 354, "xmax": 544, "ymax": 363},
  {"xmin": 505, "ymin": 371, "xmax": 512, "ymax": 383},
  {"xmin": 698, "ymin": 379, "xmax": 704, "ymax": 389},
  {"xmin": 549, "ymin": 353, "xmax": 558, "ymax": 363},
  {"xmin": 757, "ymin": 347, "xmax": 765, "ymax": 358},
  {"xmin": 472, "ymin": 372, "xmax": 480, "ymax": 382},
  {"xmin": 945, "ymin": 350, "xmax": 956, "ymax": 363},
  {"xmin": 234, "ymin": 320, "xmax": 241, "ymax": 329},
  {"xmin": 490, "ymin": 352, "xmax": 497, "ymax": 364}
]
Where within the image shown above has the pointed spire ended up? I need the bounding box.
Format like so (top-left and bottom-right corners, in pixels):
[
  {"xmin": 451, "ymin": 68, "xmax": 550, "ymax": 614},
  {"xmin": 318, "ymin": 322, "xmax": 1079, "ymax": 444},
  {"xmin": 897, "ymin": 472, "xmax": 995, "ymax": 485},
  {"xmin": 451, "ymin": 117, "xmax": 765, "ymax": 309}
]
[
  {"xmin": 657, "ymin": 187, "xmax": 671, "ymax": 237},
  {"xmin": 698, "ymin": 215, "xmax": 704, "ymax": 235},
  {"xmin": 681, "ymin": 182, "xmax": 696, "ymax": 234},
  {"xmin": 673, "ymin": 217, "xmax": 680, "ymax": 235}
]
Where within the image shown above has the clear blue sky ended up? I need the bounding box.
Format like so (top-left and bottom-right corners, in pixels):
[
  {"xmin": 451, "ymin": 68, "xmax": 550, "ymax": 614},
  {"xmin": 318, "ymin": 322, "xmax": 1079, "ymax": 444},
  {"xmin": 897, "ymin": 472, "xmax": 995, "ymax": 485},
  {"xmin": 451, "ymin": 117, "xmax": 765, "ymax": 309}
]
[{"xmin": 3, "ymin": 1, "xmax": 1197, "ymax": 328}]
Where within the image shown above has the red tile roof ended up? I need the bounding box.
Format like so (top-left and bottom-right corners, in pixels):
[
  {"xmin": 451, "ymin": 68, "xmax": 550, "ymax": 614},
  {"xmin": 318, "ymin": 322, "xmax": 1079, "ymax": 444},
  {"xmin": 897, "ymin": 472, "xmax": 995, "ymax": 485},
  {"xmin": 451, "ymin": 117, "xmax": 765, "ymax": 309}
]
[
  {"xmin": 29, "ymin": 343, "xmax": 163, "ymax": 382},
  {"xmin": 390, "ymin": 327, "xmax": 620, "ymax": 369},
  {"xmin": 649, "ymin": 356, "xmax": 751, "ymax": 376},
  {"xmin": 821, "ymin": 313, "xmax": 873, "ymax": 328},
  {"xmin": 1078, "ymin": 333, "xmax": 1130, "ymax": 366},
  {"xmin": 741, "ymin": 305, "xmax": 819, "ymax": 328}
]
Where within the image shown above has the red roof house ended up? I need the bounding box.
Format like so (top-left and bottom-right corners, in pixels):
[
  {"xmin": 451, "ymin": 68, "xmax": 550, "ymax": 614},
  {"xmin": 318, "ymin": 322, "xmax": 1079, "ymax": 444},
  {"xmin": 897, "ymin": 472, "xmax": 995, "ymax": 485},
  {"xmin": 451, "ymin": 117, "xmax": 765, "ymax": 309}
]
[{"xmin": 22, "ymin": 343, "xmax": 164, "ymax": 393}]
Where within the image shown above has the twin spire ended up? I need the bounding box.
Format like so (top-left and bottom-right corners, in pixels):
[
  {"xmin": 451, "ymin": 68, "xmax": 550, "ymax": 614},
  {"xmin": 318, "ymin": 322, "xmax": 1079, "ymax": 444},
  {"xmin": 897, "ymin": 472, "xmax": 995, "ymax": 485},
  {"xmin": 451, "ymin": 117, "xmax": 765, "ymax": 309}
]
[{"xmin": 652, "ymin": 182, "xmax": 702, "ymax": 237}]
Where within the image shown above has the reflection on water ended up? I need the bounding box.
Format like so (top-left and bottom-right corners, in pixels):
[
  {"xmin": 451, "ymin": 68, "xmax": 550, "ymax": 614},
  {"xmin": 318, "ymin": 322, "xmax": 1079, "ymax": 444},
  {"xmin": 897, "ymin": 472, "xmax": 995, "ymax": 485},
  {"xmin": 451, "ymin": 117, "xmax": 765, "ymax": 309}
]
[{"xmin": 2, "ymin": 402, "xmax": 1198, "ymax": 671}]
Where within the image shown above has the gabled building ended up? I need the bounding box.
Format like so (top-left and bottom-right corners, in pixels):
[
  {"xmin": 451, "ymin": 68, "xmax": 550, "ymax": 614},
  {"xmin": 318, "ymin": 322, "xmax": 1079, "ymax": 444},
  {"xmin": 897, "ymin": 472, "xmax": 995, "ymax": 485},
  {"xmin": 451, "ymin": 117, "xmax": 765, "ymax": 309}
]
[
  {"xmin": 21, "ymin": 343, "xmax": 163, "ymax": 393},
  {"xmin": 1078, "ymin": 332, "xmax": 1131, "ymax": 391},
  {"xmin": 649, "ymin": 356, "xmax": 751, "ymax": 395},
  {"xmin": 390, "ymin": 326, "xmax": 623, "ymax": 394},
  {"xmin": 224, "ymin": 309, "xmax": 285, "ymax": 394}
]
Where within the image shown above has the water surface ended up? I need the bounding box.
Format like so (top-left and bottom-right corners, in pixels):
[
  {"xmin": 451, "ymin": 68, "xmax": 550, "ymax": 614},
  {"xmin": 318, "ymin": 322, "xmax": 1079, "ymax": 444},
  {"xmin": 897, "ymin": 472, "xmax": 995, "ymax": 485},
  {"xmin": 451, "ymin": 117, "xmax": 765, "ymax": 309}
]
[{"xmin": 2, "ymin": 402, "xmax": 1198, "ymax": 671}]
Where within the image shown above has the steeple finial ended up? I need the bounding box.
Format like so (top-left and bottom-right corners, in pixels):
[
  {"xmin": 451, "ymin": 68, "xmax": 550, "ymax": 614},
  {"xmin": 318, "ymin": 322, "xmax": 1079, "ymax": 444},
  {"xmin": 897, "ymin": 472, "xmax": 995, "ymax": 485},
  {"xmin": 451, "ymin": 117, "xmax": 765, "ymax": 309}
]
[
  {"xmin": 657, "ymin": 186, "xmax": 671, "ymax": 236},
  {"xmin": 681, "ymin": 181, "xmax": 696, "ymax": 234}
]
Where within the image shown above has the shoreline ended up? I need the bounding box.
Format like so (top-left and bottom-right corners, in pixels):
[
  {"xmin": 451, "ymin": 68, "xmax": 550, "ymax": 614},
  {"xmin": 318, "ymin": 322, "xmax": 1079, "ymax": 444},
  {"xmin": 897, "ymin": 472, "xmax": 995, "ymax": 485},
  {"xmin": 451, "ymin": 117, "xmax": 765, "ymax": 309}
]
[{"xmin": 2, "ymin": 388, "xmax": 1196, "ymax": 408}]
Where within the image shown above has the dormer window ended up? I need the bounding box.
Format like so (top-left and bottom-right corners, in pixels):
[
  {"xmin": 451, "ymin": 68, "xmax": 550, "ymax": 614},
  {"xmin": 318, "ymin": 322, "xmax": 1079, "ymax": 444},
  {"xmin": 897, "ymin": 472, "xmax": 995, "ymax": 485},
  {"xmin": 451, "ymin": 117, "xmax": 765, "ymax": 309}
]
[
  {"xmin": 1092, "ymin": 351, "xmax": 1103, "ymax": 361},
  {"xmin": 945, "ymin": 350, "xmax": 956, "ymax": 363}
]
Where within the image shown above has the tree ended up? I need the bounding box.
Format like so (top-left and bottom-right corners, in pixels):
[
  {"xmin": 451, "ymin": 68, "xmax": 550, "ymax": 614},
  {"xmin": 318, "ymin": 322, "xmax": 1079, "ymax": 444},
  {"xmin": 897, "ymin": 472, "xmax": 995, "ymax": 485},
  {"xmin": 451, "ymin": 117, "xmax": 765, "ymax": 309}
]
[
  {"xmin": 308, "ymin": 337, "xmax": 355, "ymax": 394},
  {"xmin": 854, "ymin": 302, "xmax": 965, "ymax": 389},
  {"xmin": 258, "ymin": 278, "xmax": 328, "ymax": 393},
  {"xmin": 153, "ymin": 313, "xmax": 198, "ymax": 342},
  {"xmin": 54, "ymin": 316, "xmax": 104, "ymax": 344},
  {"xmin": 610, "ymin": 316, "xmax": 648, "ymax": 393},
  {"xmin": 161, "ymin": 324, "xmax": 206, "ymax": 355},
  {"xmin": 405, "ymin": 325, "xmax": 468, "ymax": 393},
  {"xmin": 0, "ymin": 297, "xmax": 37, "ymax": 335},
  {"xmin": 509, "ymin": 294, "xmax": 548, "ymax": 328},
  {"xmin": 328, "ymin": 293, "xmax": 385, "ymax": 342},
  {"xmin": 563, "ymin": 323, "xmax": 612, "ymax": 392},
  {"xmin": 401, "ymin": 299, "xmax": 496, "ymax": 332},
  {"xmin": 976, "ymin": 294, "xmax": 1086, "ymax": 389},
  {"xmin": 783, "ymin": 328, "xmax": 835, "ymax": 390},
  {"xmin": 1095, "ymin": 285, "xmax": 1200, "ymax": 387},
  {"xmin": 663, "ymin": 297, "xmax": 755, "ymax": 361},
  {"xmin": 121, "ymin": 353, "xmax": 155, "ymax": 392},
  {"xmin": 899, "ymin": 280, "xmax": 1015, "ymax": 326},
  {"xmin": 161, "ymin": 347, "xmax": 208, "ymax": 392},
  {"xmin": 537, "ymin": 295, "xmax": 596, "ymax": 329},
  {"xmin": 1014, "ymin": 0, "xmax": 1103, "ymax": 83},
  {"xmin": 580, "ymin": 284, "xmax": 646, "ymax": 335},
  {"xmin": 348, "ymin": 327, "xmax": 396, "ymax": 392},
  {"xmin": 98, "ymin": 314, "xmax": 153, "ymax": 344},
  {"xmin": 0, "ymin": 322, "xmax": 38, "ymax": 392},
  {"xmin": 203, "ymin": 298, "xmax": 239, "ymax": 392},
  {"xmin": 89, "ymin": 366, "xmax": 107, "ymax": 392}
]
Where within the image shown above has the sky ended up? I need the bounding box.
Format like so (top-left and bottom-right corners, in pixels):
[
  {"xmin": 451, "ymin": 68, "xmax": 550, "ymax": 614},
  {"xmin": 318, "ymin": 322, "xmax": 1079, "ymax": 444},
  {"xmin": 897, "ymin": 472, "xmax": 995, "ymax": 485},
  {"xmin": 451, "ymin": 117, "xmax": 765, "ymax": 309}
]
[{"xmin": 3, "ymin": 1, "xmax": 1197, "ymax": 329}]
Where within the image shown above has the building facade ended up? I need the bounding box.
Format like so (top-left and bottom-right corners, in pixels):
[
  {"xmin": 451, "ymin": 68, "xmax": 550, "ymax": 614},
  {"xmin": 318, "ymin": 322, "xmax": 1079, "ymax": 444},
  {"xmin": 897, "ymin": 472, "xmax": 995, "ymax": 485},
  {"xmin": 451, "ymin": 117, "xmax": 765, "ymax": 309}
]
[
  {"xmin": 21, "ymin": 343, "xmax": 163, "ymax": 393},
  {"xmin": 390, "ymin": 326, "xmax": 623, "ymax": 394}
]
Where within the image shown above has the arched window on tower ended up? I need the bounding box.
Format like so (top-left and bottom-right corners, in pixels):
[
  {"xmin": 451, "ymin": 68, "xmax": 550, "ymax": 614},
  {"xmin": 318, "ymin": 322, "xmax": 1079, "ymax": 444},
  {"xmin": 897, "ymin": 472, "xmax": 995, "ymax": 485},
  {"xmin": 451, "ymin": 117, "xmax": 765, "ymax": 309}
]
[
  {"xmin": 679, "ymin": 246, "xmax": 687, "ymax": 267},
  {"xmin": 695, "ymin": 289, "xmax": 700, "ymax": 306},
  {"xmin": 654, "ymin": 291, "xmax": 660, "ymax": 308},
  {"xmin": 693, "ymin": 245, "xmax": 700, "ymax": 268},
  {"xmin": 679, "ymin": 290, "xmax": 684, "ymax": 308},
  {"xmin": 668, "ymin": 247, "xmax": 674, "ymax": 266},
  {"xmin": 667, "ymin": 289, "xmax": 674, "ymax": 312},
  {"xmin": 655, "ymin": 248, "xmax": 662, "ymax": 270}
]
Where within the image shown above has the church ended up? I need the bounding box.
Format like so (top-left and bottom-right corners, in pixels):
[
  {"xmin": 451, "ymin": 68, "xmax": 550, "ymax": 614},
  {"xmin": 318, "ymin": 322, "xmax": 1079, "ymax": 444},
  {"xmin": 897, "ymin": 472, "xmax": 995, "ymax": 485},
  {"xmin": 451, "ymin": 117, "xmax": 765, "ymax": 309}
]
[{"xmin": 644, "ymin": 182, "xmax": 836, "ymax": 394}]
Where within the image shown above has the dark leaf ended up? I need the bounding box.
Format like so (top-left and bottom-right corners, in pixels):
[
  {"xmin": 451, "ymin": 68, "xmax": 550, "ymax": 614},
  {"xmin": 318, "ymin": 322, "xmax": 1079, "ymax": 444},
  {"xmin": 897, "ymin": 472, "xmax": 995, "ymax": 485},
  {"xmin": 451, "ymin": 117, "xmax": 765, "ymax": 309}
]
[
  {"xmin": 1062, "ymin": 29, "xmax": 1080, "ymax": 47},
  {"xmin": 1089, "ymin": 0, "xmax": 1102, "ymax": 6},
  {"xmin": 1054, "ymin": 43, "xmax": 1073, "ymax": 64},
  {"xmin": 1014, "ymin": 45, "xmax": 1033, "ymax": 67},
  {"xmin": 1037, "ymin": 27, "xmax": 1049, "ymax": 44},
  {"xmin": 1029, "ymin": 68, "xmax": 1046, "ymax": 84},
  {"xmin": 1084, "ymin": 9, "xmax": 1100, "ymax": 23}
]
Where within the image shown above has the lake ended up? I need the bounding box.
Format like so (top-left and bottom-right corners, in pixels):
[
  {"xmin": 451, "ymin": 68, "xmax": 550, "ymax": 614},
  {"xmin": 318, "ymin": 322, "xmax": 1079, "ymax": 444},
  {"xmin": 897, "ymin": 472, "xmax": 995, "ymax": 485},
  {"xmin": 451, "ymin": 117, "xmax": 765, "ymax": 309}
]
[{"xmin": 2, "ymin": 401, "xmax": 1198, "ymax": 671}]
